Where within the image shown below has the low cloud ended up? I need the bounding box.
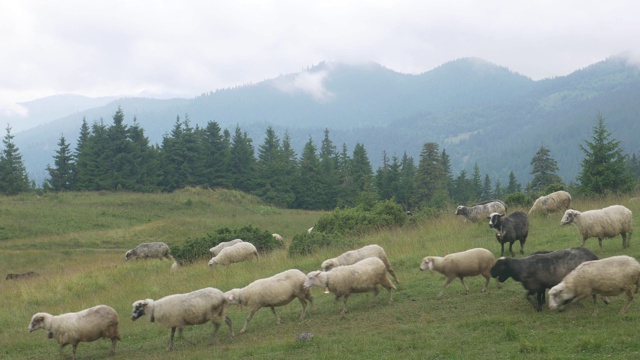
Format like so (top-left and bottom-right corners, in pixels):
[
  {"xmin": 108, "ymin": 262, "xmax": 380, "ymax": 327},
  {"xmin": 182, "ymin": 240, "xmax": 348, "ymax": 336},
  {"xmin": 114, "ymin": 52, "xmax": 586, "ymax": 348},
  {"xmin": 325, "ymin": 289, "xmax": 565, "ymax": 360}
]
[{"xmin": 273, "ymin": 69, "xmax": 334, "ymax": 103}]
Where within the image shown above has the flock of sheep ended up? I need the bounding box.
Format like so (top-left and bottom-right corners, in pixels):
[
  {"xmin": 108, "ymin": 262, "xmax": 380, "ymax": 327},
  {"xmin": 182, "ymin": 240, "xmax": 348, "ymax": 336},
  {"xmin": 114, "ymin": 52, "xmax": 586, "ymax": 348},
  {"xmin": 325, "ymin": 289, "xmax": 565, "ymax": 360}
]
[{"xmin": 26, "ymin": 190, "xmax": 637, "ymax": 359}]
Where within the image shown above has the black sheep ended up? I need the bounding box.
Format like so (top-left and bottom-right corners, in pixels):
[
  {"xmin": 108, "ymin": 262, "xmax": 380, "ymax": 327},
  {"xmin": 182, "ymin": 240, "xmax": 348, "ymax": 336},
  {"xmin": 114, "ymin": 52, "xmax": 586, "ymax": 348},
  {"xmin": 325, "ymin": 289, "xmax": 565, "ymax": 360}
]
[
  {"xmin": 490, "ymin": 247, "xmax": 600, "ymax": 311},
  {"xmin": 488, "ymin": 211, "xmax": 529, "ymax": 256}
]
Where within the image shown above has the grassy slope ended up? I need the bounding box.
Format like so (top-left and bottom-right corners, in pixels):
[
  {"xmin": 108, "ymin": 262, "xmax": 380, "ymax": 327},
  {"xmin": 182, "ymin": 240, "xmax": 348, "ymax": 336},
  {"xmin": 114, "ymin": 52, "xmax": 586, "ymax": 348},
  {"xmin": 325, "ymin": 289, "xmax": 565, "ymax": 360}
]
[{"xmin": 1, "ymin": 190, "xmax": 639, "ymax": 359}]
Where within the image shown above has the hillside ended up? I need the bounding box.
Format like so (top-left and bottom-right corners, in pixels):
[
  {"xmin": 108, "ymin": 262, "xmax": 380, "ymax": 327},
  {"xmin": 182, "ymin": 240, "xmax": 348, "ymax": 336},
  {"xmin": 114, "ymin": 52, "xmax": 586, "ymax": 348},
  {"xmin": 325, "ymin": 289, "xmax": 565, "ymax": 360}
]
[{"xmin": 12, "ymin": 55, "xmax": 640, "ymax": 186}]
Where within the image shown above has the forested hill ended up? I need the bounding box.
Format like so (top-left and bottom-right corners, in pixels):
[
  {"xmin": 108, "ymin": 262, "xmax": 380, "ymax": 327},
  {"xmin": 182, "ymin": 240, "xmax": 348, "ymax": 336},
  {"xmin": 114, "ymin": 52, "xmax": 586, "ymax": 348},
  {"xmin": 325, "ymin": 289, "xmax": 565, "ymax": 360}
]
[{"xmin": 14, "ymin": 55, "xmax": 640, "ymax": 185}]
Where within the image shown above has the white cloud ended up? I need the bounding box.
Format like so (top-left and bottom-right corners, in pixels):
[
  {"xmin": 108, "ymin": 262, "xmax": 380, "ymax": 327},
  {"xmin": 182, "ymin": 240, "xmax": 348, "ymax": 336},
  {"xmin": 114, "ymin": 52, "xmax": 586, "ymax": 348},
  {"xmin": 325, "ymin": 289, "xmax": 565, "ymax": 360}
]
[{"xmin": 273, "ymin": 68, "xmax": 334, "ymax": 102}]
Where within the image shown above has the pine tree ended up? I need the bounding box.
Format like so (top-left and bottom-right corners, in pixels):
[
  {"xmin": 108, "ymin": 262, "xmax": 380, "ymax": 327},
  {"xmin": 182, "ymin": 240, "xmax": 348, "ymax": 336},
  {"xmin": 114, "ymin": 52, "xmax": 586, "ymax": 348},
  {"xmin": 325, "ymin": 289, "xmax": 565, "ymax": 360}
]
[
  {"xmin": 46, "ymin": 135, "xmax": 75, "ymax": 191},
  {"xmin": 528, "ymin": 145, "xmax": 563, "ymax": 193},
  {"xmin": 506, "ymin": 171, "xmax": 521, "ymax": 194},
  {"xmin": 228, "ymin": 125, "xmax": 255, "ymax": 193},
  {"xmin": 295, "ymin": 137, "xmax": 323, "ymax": 209},
  {"xmin": 73, "ymin": 118, "xmax": 94, "ymax": 190},
  {"xmin": 413, "ymin": 142, "xmax": 449, "ymax": 208},
  {"xmin": 318, "ymin": 129, "xmax": 339, "ymax": 209},
  {"xmin": 348, "ymin": 143, "xmax": 375, "ymax": 207},
  {"xmin": 397, "ymin": 152, "xmax": 415, "ymax": 211},
  {"xmin": 199, "ymin": 121, "xmax": 230, "ymax": 188},
  {"xmin": 254, "ymin": 126, "xmax": 294, "ymax": 207},
  {"xmin": 0, "ymin": 125, "xmax": 30, "ymax": 195},
  {"xmin": 453, "ymin": 169, "xmax": 473, "ymax": 204},
  {"xmin": 472, "ymin": 163, "xmax": 483, "ymax": 200},
  {"xmin": 482, "ymin": 174, "xmax": 493, "ymax": 200},
  {"xmin": 577, "ymin": 114, "xmax": 634, "ymax": 195},
  {"xmin": 128, "ymin": 118, "xmax": 160, "ymax": 191}
]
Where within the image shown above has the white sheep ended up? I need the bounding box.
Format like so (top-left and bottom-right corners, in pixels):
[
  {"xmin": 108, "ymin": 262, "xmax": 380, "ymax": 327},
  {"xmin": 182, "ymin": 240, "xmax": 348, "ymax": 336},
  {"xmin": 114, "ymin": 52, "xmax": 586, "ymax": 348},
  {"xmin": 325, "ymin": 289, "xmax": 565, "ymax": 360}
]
[
  {"xmin": 321, "ymin": 244, "xmax": 400, "ymax": 284},
  {"xmin": 272, "ymin": 233, "xmax": 284, "ymax": 241},
  {"xmin": 304, "ymin": 257, "xmax": 396, "ymax": 316},
  {"xmin": 529, "ymin": 190, "xmax": 572, "ymax": 215},
  {"xmin": 131, "ymin": 287, "xmax": 234, "ymax": 351},
  {"xmin": 28, "ymin": 305, "xmax": 120, "ymax": 360},
  {"xmin": 208, "ymin": 242, "xmax": 258, "ymax": 267},
  {"xmin": 548, "ymin": 255, "xmax": 640, "ymax": 315},
  {"xmin": 224, "ymin": 269, "xmax": 313, "ymax": 334},
  {"xmin": 307, "ymin": 227, "xmax": 314, "ymax": 233},
  {"xmin": 561, "ymin": 205, "xmax": 633, "ymax": 251},
  {"xmin": 209, "ymin": 238, "xmax": 244, "ymax": 256},
  {"xmin": 420, "ymin": 248, "xmax": 497, "ymax": 298}
]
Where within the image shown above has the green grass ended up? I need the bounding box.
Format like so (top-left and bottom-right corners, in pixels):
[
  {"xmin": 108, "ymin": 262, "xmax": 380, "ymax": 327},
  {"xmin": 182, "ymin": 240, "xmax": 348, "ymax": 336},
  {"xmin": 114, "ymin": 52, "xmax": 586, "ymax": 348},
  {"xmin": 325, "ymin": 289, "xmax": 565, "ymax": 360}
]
[{"xmin": 1, "ymin": 190, "xmax": 640, "ymax": 359}]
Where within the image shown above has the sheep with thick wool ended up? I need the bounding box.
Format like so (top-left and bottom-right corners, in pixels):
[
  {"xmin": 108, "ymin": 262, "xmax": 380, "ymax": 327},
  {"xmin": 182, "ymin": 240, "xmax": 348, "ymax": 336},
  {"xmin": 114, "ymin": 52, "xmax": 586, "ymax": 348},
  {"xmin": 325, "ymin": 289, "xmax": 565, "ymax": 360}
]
[
  {"xmin": 304, "ymin": 257, "xmax": 395, "ymax": 316},
  {"xmin": 489, "ymin": 211, "xmax": 530, "ymax": 257},
  {"xmin": 420, "ymin": 248, "xmax": 497, "ymax": 298},
  {"xmin": 455, "ymin": 200, "xmax": 507, "ymax": 223},
  {"xmin": 209, "ymin": 238, "xmax": 244, "ymax": 256},
  {"xmin": 208, "ymin": 242, "xmax": 258, "ymax": 267},
  {"xmin": 224, "ymin": 269, "xmax": 313, "ymax": 334},
  {"xmin": 131, "ymin": 287, "xmax": 234, "ymax": 351},
  {"xmin": 548, "ymin": 255, "xmax": 640, "ymax": 315},
  {"xmin": 28, "ymin": 304, "xmax": 120, "ymax": 360},
  {"xmin": 125, "ymin": 241, "xmax": 173, "ymax": 261},
  {"xmin": 321, "ymin": 244, "xmax": 399, "ymax": 284},
  {"xmin": 529, "ymin": 190, "xmax": 572, "ymax": 216},
  {"xmin": 561, "ymin": 205, "xmax": 633, "ymax": 251}
]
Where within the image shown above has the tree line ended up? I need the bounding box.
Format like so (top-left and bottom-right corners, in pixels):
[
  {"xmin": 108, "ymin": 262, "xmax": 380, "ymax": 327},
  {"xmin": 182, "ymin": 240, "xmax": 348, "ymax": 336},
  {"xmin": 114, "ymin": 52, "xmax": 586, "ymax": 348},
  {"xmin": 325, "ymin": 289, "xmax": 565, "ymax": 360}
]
[{"xmin": 1, "ymin": 109, "xmax": 638, "ymax": 210}]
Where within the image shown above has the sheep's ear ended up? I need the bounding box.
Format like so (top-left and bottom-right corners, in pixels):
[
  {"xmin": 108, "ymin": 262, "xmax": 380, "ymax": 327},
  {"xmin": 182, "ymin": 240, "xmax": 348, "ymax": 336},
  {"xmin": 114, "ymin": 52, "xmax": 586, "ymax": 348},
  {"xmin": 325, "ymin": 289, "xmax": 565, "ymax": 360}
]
[
  {"xmin": 225, "ymin": 293, "xmax": 234, "ymax": 301},
  {"xmin": 427, "ymin": 259, "xmax": 434, "ymax": 270}
]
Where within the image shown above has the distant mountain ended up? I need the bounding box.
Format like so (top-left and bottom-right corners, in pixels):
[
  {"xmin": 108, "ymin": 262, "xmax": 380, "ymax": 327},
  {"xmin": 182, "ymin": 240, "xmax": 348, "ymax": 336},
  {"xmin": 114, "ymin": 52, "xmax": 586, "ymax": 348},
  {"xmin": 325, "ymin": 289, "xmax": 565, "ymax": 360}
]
[{"xmin": 12, "ymin": 56, "xmax": 640, "ymax": 187}]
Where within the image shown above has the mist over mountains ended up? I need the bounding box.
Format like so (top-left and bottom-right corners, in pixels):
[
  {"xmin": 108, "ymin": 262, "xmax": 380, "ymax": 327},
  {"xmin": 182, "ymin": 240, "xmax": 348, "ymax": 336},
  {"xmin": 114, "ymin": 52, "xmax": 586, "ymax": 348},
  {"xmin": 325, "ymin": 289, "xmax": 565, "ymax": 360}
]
[{"xmin": 8, "ymin": 55, "xmax": 640, "ymax": 187}]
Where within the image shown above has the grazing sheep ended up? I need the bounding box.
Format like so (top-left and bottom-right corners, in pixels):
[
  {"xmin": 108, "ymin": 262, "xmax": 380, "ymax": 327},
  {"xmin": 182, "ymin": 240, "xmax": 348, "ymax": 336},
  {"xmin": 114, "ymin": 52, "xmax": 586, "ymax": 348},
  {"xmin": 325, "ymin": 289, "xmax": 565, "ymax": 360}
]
[
  {"xmin": 561, "ymin": 205, "xmax": 633, "ymax": 251},
  {"xmin": 455, "ymin": 200, "xmax": 508, "ymax": 223},
  {"xmin": 208, "ymin": 242, "xmax": 258, "ymax": 267},
  {"xmin": 321, "ymin": 244, "xmax": 400, "ymax": 284},
  {"xmin": 272, "ymin": 233, "xmax": 284, "ymax": 241},
  {"xmin": 548, "ymin": 255, "xmax": 640, "ymax": 315},
  {"xmin": 6, "ymin": 271, "xmax": 39, "ymax": 280},
  {"xmin": 304, "ymin": 257, "xmax": 395, "ymax": 316},
  {"xmin": 490, "ymin": 247, "xmax": 600, "ymax": 311},
  {"xmin": 131, "ymin": 287, "xmax": 234, "ymax": 351},
  {"xmin": 125, "ymin": 242, "xmax": 173, "ymax": 261},
  {"xmin": 420, "ymin": 248, "xmax": 497, "ymax": 298},
  {"xmin": 209, "ymin": 238, "xmax": 244, "ymax": 256},
  {"xmin": 307, "ymin": 227, "xmax": 314, "ymax": 233},
  {"xmin": 489, "ymin": 211, "xmax": 529, "ymax": 256},
  {"xmin": 28, "ymin": 305, "xmax": 120, "ymax": 360},
  {"xmin": 528, "ymin": 190, "xmax": 572, "ymax": 216},
  {"xmin": 224, "ymin": 269, "xmax": 313, "ymax": 334}
]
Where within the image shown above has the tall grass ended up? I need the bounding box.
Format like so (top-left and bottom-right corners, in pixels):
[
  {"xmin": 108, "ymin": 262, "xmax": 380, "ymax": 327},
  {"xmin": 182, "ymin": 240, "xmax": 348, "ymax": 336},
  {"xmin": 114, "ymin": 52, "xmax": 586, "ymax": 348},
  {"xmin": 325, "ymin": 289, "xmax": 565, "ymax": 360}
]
[{"xmin": 1, "ymin": 191, "xmax": 639, "ymax": 359}]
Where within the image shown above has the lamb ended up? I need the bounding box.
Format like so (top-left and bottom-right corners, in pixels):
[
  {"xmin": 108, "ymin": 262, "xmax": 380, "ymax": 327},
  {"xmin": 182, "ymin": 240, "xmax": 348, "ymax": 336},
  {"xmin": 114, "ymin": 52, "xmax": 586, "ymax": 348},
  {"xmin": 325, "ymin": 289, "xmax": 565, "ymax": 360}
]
[
  {"xmin": 560, "ymin": 205, "xmax": 633, "ymax": 251},
  {"xmin": 224, "ymin": 269, "xmax": 313, "ymax": 334},
  {"xmin": 548, "ymin": 255, "xmax": 640, "ymax": 315},
  {"xmin": 528, "ymin": 190, "xmax": 572, "ymax": 216},
  {"xmin": 28, "ymin": 305, "xmax": 120, "ymax": 360},
  {"xmin": 125, "ymin": 241, "xmax": 173, "ymax": 261},
  {"xmin": 419, "ymin": 248, "xmax": 497, "ymax": 298},
  {"xmin": 208, "ymin": 242, "xmax": 258, "ymax": 267},
  {"xmin": 131, "ymin": 287, "xmax": 234, "ymax": 351},
  {"xmin": 304, "ymin": 257, "xmax": 395, "ymax": 316},
  {"xmin": 321, "ymin": 244, "xmax": 400, "ymax": 284},
  {"xmin": 490, "ymin": 247, "xmax": 600, "ymax": 311},
  {"xmin": 272, "ymin": 233, "xmax": 284, "ymax": 241},
  {"xmin": 488, "ymin": 211, "xmax": 529, "ymax": 256},
  {"xmin": 455, "ymin": 200, "xmax": 508, "ymax": 223},
  {"xmin": 209, "ymin": 238, "xmax": 244, "ymax": 256}
]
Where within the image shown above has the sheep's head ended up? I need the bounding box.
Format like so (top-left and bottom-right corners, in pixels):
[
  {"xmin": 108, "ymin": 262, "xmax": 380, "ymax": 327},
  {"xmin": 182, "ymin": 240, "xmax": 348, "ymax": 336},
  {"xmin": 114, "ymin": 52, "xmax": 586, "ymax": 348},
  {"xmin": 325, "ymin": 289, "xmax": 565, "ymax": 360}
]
[
  {"xmin": 321, "ymin": 259, "xmax": 336, "ymax": 272},
  {"xmin": 488, "ymin": 213, "xmax": 504, "ymax": 229},
  {"xmin": 28, "ymin": 313, "xmax": 50, "ymax": 332},
  {"xmin": 489, "ymin": 257, "xmax": 511, "ymax": 282},
  {"xmin": 224, "ymin": 289, "xmax": 242, "ymax": 307},
  {"xmin": 304, "ymin": 270, "xmax": 322, "ymax": 290},
  {"xmin": 419, "ymin": 257, "xmax": 434, "ymax": 271},
  {"xmin": 454, "ymin": 206, "xmax": 466, "ymax": 215},
  {"xmin": 208, "ymin": 257, "xmax": 217, "ymax": 267},
  {"xmin": 560, "ymin": 210, "xmax": 579, "ymax": 226},
  {"xmin": 124, "ymin": 250, "xmax": 132, "ymax": 261},
  {"xmin": 131, "ymin": 300, "xmax": 151, "ymax": 321},
  {"xmin": 548, "ymin": 282, "xmax": 573, "ymax": 311}
]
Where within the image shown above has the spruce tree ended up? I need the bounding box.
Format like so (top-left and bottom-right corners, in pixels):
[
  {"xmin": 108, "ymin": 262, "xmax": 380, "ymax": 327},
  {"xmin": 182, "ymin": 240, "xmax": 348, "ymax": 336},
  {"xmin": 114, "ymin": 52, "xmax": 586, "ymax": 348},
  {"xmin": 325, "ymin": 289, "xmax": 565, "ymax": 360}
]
[
  {"xmin": 295, "ymin": 137, "xmax": 323, "ymax": 209},
  {"xmin": 528, "ymin": 145, "xmax": 563, "ymax": 193},
  {"xmin": 413, "ymin": 142, "xmax": 449, "ymax": 208},
  {"xmin": 0, "ymin": 125, "xmax": 30, "ymax": 195},
  {"xmin": 228, "ymin": 125, "xmax": 256, "ymax": 193},
  {"xmin": 46, "ymin": 135, "xmax": 75, "ymax": 191},
  {"xmin": 577, "ymin": 114, "xmax": 634, "ymax": 195},
  {"xmin": 397, "ymin": 152, "xmax": 415, "ymax": 211},
  {"xmin": 319, "ymin": 129, "xmax": 339, "ymax": 209}
]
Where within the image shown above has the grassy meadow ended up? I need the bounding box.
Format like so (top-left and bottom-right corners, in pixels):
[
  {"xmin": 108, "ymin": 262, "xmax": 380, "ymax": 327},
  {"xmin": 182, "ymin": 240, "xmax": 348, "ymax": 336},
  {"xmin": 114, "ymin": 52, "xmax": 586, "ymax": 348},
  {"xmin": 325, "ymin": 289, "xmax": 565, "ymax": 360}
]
[{"xmin": 1, "ymin": 189, "xmax": 640, "ymax": 359}]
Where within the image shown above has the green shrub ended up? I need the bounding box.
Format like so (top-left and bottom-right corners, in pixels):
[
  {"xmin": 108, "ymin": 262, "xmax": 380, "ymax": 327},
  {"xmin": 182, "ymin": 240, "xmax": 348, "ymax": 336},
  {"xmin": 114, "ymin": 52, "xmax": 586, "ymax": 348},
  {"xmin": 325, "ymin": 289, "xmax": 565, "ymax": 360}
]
[
  {"xmin": 288, "ymin": 231, "xmax": 342, "ymax": 257},
  {"xmin": 172, "ymin": 225, "xmax": 284, "ymax": 264},
  {"xmin": 504, "ymin": 192, "xmax": 532, "ymax": 208}
]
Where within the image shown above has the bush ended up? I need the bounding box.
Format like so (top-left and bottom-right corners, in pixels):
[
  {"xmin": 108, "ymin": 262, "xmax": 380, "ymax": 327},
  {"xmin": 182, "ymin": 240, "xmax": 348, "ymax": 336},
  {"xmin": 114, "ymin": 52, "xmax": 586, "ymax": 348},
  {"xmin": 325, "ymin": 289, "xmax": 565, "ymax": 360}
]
[
  {"xmin": 504, "ymin": 192, "xmax": 532, "ymax": 208},
  {"xmin": 288, "ymin": 232, "xmax": 342, "ymax": 257},
  {"xmin": 172, "ymin": 225, "xmax": 284, "ymax": 264}
]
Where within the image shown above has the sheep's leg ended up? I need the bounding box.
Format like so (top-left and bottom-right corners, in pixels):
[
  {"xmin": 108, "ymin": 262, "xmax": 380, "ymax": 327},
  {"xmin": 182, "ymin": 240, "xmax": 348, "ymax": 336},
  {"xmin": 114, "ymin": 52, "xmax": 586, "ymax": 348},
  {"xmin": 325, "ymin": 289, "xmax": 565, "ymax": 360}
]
[
  {"xmin": 509, "ymin": 242, "xmax": 515, "ymax": 257},
  {"xmin": 500, "ymin": 242, "xmax": 505, "ymax": 257},
  {"xmin": 388, "ymin": 268, "xmax": 400, "ymax": 284},
  {"xmin": 598, "ymin": 237, "xmax": 604, "ymax": 252},
  {"xmin": 270, "ymin": 306, "xmax": 281, "ymax": 324},
  {"xmin": 619, "ymin": 290, "xmax": 634, "ymax": 315},
  {"xmin": 369, "ymin": 286, "xmax": 380, "ymax": 307},
  {"xmin": 340, "ymin": 295, "xmax": 350, "ymax": 316},
  {"xmin": 297, "ymin": 297, "xmax": 308, "ymax": 320},
  {"xmin": 581, "ymin": 237, "xmax": 587, "ymax": 247},
  {"xmin": 481, "ymin": 274, "xmax": 490, "ymax": 293},
  {"xmin": 535, "ymin": 291, "xmax": 545, "ymax": 311},
  {"xmin": 225, "ymin": 316, "xmax": 235, "ymax": 338},
  {"xmin": 437, "ymin": 277, "xmax": 455, "ymax": 298},
  {"xmin": 459, "ymin": 277, "xmax": 470, "ymax": 295},
  {"xmin": 210, "ymin": 321, "xmax": 221, "ymax": 344},
  {"xmin": 240, "ymin": 309, "xmax": 259, "ymax": 334},
  {"xmin": 110, "ymin": 337, "xmax": 118, "ymax": 355},
  {"xmin": 519, "ymin": 239, "xmax": 525, "ymax": 255},
  {"xmin": 386, "ymin": 285, "xmax": 394, "ymax": 304},
  {"xmin": 601, "ymin": 296, "xmax": 611, "ymax": 305},
  {"xmin": 168, "ymin": 327, "xmax": 176, "ymax": 351},
  {"xmin": 621, "ymin": 233, "xmax": 628, "ymax": 248},
  {"xmin": 72, "ymin": 343, "xmax": 78, "ymax": 360}
]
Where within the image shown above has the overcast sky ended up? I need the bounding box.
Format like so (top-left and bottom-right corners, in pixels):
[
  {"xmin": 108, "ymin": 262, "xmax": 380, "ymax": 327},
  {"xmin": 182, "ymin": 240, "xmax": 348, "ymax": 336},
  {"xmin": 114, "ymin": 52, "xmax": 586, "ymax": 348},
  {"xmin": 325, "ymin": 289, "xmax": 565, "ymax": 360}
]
[{"xmin": 2, "ymin": 0, "xmax": 639, "ymax": 117}]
